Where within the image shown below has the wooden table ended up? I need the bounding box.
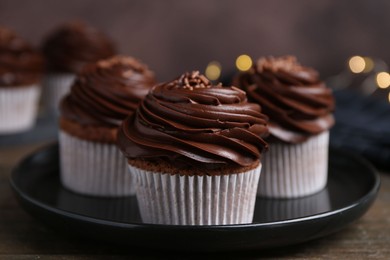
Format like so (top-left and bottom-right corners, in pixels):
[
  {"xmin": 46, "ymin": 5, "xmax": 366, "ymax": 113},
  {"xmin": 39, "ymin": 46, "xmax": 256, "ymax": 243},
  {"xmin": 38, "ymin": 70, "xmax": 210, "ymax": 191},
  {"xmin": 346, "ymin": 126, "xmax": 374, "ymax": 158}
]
[{"xmin": 1, "ymin": 141, "xmax": 389, "ymax": 259}]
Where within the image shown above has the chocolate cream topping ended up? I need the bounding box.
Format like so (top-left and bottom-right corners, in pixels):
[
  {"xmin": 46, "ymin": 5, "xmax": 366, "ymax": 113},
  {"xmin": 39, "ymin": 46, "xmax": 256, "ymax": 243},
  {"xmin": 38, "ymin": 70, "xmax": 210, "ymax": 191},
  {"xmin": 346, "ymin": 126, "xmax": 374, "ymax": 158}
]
[
  {"xmin": 61, "ymin": 55, "xmax": 156, "ymax": 127},
  {"xmin": 42, "ymin": 21, "xmax": 116, "ymax": 73},
  {"xmin": 118, "ymin": 71, "xmax": 269, "ymax": 170},
  {"xmin": 0, "ymin": 27, "xmax": 44, "ymax": 86},
  {"xmin": 235, "ymin": 56, "xmax": 335, "ymax": 143}
]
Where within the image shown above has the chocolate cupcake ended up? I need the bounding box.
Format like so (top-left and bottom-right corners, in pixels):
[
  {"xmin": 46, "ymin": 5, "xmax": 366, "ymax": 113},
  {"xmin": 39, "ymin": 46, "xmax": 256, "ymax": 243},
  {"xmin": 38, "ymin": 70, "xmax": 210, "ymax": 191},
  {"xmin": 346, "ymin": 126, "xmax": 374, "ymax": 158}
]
[
  {"xmin": 117, "ymin": 71, "xmax": 269, "ymax": 225},
  {"xmin": 41, "ymin": 21, "xmax": 116, "ymax": 115},
  {"xmin": 235, "ymin": 56, "xmax": 335, "ymax": 198},
  {"xmin": 0, "ymin": 26, "xmax": 44, "ymax": 134},
  {"xmin": 60, "ymin": 55, "xmax": 155, "ymax": 197}
]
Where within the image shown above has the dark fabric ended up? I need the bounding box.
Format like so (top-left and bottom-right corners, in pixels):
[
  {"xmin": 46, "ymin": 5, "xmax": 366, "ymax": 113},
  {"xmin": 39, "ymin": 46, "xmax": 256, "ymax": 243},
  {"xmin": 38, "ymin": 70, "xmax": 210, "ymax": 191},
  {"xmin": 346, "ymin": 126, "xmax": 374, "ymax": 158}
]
[{"xmin": 330, "ymin": 90, "xmax": 390, "ymax": 170}]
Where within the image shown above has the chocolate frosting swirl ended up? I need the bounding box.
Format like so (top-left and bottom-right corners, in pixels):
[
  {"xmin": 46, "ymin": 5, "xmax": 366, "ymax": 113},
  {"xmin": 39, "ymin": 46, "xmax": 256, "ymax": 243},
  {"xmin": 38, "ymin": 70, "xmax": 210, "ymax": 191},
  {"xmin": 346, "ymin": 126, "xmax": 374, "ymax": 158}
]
[
  {"xmin": 0, "ymin": 27, "xmax": 44, "ymax": 86},
  {"xmin": 42, "ymin": 21, "xmax": 116, "ymax": 73},
  {"xmin": 61, "ymin": 55, "xmax": 156, "ymax": 127},
  {"xmin": 235, "ymin": 56, "xmax": 335, "ymax": 143},
  {"xmin": 118, "ymin": 71, "xmax": 269, "ymax": 169}
]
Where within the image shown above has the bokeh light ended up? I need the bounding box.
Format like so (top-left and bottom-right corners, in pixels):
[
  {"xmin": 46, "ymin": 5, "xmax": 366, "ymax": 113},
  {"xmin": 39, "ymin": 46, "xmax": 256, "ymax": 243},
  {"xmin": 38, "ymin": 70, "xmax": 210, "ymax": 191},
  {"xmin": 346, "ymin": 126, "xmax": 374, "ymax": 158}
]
[
  {"xmin": 363, "ymin": 57, "xmax": 374, "ymax": 73},
  {"xmin": 205, "ymin": 61, "xmax": 221, "ymax": 81},
  {"xmin": 349, "ymin": 56, "xmax": 366, "ymax": 73},
  {"xmin": 376, "ymin": 72, "xmax": 390, "ymax": 89},
  {"xmin": 236, "ymin": 54, "xmax": 252, "ymax": 71}
]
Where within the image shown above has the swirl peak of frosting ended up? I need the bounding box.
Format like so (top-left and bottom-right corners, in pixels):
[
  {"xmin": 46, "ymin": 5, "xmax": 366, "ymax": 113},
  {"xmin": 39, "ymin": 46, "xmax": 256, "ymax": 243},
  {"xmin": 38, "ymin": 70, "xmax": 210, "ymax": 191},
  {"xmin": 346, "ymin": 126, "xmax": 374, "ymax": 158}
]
[
  {"xmin": 118, "ymin": 71, "xmax": 269, "ymax": 171},
  {"xmin": 235, "ymin": 56, "xmax": 335, "ymax": 143},
  {"xmin": 42, "ymin": 21, "xmax": 116, "ymax": 73},
  {"xmin": 61, "ymin": 55, "xmax": 156, "ymax": 129},
  {"xmin": 256, "ymin": 56, "xmax": 319, "ymax": 85},
  {"xmin": 0, "ymin": 26, "xmax": 44, "ymax": 86}
]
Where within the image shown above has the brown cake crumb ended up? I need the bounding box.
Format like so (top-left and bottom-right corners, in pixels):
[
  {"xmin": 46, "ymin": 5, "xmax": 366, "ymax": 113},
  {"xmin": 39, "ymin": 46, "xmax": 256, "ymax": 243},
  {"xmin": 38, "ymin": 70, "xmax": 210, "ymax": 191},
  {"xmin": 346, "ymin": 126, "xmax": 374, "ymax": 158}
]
[
  {"xmin": 60, "ymin": 117, "xmax": 117, "ymax": 143},
  {"xmin": 127, "ymin": 158, "xmax": 260, "ymax": 176}
]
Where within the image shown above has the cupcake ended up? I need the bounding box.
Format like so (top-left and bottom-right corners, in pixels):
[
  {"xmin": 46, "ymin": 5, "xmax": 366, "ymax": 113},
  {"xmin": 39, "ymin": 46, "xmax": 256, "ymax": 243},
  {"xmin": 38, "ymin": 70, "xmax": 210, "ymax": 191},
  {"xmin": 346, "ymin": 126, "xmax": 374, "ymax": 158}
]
[
  {"xmin": 117, "ymin": 71, "xmax": 269, "ymax": 225},
  {"xmin": 0, "ymin": 27, "xmax": 44, "ymax": 134},
  {"xmin": 59, "ymin": 55, "xmax": 156, "ymax": 197},
  {"xmin": 41, "ymin": 21, "xmax": 116, "ymax": 115},
  {"xmin": 234, "ymin": 56, "xmax": 335, "ymax": 198}
]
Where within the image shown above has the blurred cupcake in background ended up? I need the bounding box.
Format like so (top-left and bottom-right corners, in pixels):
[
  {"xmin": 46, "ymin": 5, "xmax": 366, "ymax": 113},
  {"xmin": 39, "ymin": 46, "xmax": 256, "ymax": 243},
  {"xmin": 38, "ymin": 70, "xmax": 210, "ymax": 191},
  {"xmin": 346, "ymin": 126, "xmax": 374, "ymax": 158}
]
[
  {"xmin": 0, "ymin": 26, "xmax": 44, "ymax": 134},
  {"xmin": 41, "ymin": 21, "xmax": 116, "ymax": 115},
  {"xmin": 59, "ymin": 55, "xmax": 155, "ymax": 197},
  {"xmin": 234, "ymin": 56, "xmax": 335, "ymax": 198}
]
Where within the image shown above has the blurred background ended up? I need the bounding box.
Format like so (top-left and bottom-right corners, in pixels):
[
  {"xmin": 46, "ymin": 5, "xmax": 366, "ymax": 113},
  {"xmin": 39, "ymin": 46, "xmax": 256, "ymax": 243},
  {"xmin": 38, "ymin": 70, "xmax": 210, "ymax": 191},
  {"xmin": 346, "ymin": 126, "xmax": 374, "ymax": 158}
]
[
  {"xmin": 1, "ymin": 0, "xmax": 390, "ymax": 169},
  {"xmin": 1, "ymin": 0, "xmax": 390, "ymax": 81}
]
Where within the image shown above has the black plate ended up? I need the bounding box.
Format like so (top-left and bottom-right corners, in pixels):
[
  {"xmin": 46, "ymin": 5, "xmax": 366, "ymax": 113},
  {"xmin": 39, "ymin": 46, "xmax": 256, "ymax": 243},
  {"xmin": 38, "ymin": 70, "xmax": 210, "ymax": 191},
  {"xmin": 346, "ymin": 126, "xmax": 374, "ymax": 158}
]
[
  {"xmin": 0, "ymin": 115, "xmax": 58, "ymax": 147},
  {"xmin": 10, "ymin": 144, "xmax": 380, "ymax": 252}
]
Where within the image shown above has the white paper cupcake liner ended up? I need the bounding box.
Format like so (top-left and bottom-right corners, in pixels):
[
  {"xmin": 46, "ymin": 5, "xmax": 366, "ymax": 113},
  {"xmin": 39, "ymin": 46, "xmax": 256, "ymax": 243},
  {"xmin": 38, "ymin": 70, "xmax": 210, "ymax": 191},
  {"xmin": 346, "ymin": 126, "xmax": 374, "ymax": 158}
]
[
  {"xmin": 59, "ymin": 131, "xmax": 135, "ymax": 197},
  {"xmin": 130, "ymin": 164, "xmax": 262, "ymax": 225},
  {"xmin": 258, "ymin": 131, "xmax": 329, "ymax": 198},
  {"xmin": 41, "ymin": 73, "xmax": 75, "ymax": 115},
  {"xmin": 0, "ymin": 85, "xmax": 40, "ymax": 134}
]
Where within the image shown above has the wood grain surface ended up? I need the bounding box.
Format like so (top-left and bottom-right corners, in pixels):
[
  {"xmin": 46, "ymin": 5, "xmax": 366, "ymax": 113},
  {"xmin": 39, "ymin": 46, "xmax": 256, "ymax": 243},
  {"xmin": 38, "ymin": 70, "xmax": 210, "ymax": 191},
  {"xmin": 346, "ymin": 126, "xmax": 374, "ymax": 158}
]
[{"xmin": 0, "ymin": 142, "xmax": 389, "ymax": 259}]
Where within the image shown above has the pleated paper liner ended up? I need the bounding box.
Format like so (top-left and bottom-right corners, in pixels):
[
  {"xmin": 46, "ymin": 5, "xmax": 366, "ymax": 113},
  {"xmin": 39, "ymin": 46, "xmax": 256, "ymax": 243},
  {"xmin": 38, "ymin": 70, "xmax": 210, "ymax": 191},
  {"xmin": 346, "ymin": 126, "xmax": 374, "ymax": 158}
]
[
  {"xmin": 258, "ymin": 131, "xmax": 329, "ymax": 198},
  {"xmin": 41, "ymin": 73, "xmax": 75, "ymax": 115},
  {"xmin": 59, "ymin": 131, "xmax": 135, "ymax": 197},
  {"xmin": 0, "ymin": 85, "xmax": 40, "ymax": 134},
  {"xmin": 130, "ymin": 164, "xmax": 262, "ymax": 225}
]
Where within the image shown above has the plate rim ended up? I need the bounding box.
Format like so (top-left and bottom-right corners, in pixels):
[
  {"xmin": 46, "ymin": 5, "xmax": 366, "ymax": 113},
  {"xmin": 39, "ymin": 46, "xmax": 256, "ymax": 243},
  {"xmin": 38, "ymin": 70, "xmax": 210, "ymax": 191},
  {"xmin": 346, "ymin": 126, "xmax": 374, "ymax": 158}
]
[
  {"xmin": 9, "ymin": 143, "xmax": 381, "ymax": 252},
  {"xmin": 9, "ymin": 143, "xmax": 381, "ymax": 231}
]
